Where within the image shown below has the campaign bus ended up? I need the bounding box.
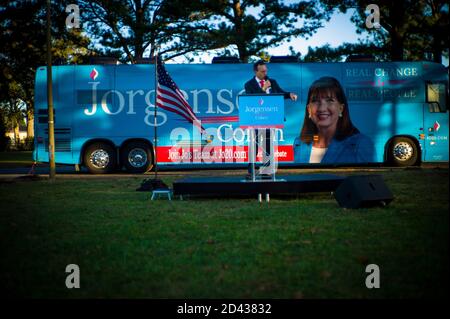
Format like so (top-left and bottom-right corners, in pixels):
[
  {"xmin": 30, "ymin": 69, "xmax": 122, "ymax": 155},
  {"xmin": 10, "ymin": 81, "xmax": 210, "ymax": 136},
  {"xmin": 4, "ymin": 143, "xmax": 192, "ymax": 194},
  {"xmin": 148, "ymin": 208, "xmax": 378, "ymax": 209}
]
[{"xmin": 33, "ymin": 60, "xmax": 449, "ymax": 174}]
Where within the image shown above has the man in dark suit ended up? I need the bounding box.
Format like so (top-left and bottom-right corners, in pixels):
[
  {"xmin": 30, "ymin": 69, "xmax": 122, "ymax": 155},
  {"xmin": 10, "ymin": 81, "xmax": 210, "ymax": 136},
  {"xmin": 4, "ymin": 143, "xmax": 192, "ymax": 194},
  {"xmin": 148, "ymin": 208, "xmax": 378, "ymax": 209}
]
[{"xmin": 244, "ymin": 60, "xmax": 297, "ymax": 178}]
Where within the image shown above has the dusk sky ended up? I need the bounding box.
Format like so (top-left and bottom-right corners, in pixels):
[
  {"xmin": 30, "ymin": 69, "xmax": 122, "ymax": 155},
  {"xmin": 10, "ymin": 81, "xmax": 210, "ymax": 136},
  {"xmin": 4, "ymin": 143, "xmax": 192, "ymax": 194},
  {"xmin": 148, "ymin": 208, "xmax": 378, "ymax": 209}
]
[
  {"xmin": 169, "ymin": 7, "xmax": 449, "ymax": 66},
  {"xmin": 170, "ymin": 8, "xmax": 371, "ymax": 63}
]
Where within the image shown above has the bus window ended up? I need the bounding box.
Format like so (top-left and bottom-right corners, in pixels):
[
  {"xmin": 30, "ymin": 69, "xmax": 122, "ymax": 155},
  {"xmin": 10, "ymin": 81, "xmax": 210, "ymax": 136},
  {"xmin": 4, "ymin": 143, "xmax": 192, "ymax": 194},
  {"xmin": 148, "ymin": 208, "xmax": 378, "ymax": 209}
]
[{"xmin": 426, "ymin": 82, "xmax": 447, "ymax": 112}]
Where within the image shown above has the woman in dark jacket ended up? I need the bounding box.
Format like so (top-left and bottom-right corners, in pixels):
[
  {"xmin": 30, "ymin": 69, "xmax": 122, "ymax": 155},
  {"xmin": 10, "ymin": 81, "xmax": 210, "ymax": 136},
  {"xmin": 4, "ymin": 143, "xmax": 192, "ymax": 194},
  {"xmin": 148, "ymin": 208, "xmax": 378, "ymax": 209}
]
[{"xmin": 294, "ymin": 76, "xmax": 376, "ymax": 164}]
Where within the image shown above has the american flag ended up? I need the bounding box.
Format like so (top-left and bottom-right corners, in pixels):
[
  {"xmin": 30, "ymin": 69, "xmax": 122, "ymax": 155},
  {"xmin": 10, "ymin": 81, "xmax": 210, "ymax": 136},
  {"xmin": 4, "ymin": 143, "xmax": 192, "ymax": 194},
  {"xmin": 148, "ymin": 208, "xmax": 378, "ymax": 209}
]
[{"xmin": 156, "ymin": 60, "xmax": 205, "ymax": 132}]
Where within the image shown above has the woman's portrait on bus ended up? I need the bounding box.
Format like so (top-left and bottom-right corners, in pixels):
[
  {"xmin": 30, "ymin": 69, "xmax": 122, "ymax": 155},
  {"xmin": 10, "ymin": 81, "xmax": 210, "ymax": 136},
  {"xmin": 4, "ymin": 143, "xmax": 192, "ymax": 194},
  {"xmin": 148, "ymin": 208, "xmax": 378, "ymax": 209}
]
[{"xmin": 293, "ymin": 76, "xmax": 376, "ymax": 164}]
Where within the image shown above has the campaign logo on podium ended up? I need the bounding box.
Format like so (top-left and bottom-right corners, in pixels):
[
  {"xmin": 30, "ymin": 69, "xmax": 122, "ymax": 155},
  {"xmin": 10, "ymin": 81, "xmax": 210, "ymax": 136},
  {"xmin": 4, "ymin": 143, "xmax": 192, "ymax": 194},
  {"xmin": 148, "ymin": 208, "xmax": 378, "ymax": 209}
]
[{"xmin": 238, "ymin": 94, "xmax": 284, "ymax": 129}]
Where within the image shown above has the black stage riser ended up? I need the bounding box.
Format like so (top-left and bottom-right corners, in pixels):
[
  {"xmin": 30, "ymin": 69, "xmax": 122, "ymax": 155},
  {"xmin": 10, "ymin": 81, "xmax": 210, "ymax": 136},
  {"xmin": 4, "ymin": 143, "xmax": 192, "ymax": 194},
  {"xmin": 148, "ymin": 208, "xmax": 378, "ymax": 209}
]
[{"xmin": 173, "ymin": 174, "xmax": 345, "ymax": 196}]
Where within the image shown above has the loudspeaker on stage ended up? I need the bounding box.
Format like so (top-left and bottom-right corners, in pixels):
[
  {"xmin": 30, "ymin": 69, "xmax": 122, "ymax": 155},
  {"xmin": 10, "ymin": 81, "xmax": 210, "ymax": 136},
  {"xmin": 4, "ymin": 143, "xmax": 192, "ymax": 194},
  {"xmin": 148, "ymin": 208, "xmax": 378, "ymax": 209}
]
[{"xmin": 334, "ymin": 175, "xmax": 394, "ymax": 209}]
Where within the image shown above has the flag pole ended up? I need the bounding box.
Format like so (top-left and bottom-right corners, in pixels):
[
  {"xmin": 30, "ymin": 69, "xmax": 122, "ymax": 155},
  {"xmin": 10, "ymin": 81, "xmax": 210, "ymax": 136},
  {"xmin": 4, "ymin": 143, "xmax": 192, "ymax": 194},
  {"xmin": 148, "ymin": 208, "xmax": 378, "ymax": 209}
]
[{"xmin": 154, "ymin": 46, "xmax": 158, "ymax": 180}]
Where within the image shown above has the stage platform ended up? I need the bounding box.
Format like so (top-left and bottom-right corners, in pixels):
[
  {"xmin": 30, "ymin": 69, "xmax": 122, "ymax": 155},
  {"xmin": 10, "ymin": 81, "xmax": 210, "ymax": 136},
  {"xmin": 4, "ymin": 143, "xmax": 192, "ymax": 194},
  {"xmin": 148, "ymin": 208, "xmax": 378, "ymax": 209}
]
[{"xmin": 173, "ymin": 174, "xmax": 345, "ymax": 197}]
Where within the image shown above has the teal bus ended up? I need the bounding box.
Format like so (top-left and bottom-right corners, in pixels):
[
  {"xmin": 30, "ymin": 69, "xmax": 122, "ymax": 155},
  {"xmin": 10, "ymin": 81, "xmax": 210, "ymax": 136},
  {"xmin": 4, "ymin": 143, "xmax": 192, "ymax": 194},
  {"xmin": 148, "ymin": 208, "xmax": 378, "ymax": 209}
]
[{"xmin": 33, "ymin": 60, "xmax": 448, "ymax": 173}]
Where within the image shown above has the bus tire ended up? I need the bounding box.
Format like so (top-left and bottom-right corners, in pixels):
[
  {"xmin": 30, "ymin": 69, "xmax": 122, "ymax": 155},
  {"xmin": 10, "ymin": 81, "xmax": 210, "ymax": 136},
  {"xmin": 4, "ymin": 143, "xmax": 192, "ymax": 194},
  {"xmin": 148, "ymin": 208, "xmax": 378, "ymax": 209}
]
[
  {"xmin": 387, "ymin": 137, "xmax": 419, "ymax": 167},
  {"xmin": 121, "ymin": 141, "xmax": 153, "ymax": 173},
  {"xmin": 84, "ymin": 142, "xmax": 117, "ymax": 174}
]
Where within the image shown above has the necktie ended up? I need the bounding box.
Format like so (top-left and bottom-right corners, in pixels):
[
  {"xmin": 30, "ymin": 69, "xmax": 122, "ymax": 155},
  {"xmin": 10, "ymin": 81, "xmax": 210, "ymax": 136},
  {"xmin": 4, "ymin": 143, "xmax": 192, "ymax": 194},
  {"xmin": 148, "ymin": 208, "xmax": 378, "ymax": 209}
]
[{"xmin": 259, "ymin": 80, "xmax": 264, "ymax": 89}]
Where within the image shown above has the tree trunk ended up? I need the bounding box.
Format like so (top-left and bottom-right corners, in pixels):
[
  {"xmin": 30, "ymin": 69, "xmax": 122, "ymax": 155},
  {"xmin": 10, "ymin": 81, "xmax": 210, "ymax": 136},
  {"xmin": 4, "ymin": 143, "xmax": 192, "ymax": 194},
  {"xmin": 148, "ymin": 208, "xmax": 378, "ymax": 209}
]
[
  {"xmin": 390, "ymin": 32, "xmax": 404, "ymax": 61},
  {"xmin": 14, "ymin": 125, "xmax": 20, "ymax": 147},
  {"xmin": 389, "ymin": 1, "xmax": 405, "ymax": 61},
  {"xmin": 232, "ymin": 0, "xmax": 247, "ymax": 62},
  {"xmin": 239, "ymin": 46, "xmax": 249, "ymax": 63},
  {"xmin": 133, "ymin": 0, "xmax": 144, "ymax": 62},
  {"xmin": 26, "ymin": 104, "xmax": 34, "ymax": 138},
  {"xmin": 432, "ymin": 27, "xmax": 443, "ymax": 64},
  {"xmin": 432, "ymin": 44, "xmax": 442, "ymax": 64}
]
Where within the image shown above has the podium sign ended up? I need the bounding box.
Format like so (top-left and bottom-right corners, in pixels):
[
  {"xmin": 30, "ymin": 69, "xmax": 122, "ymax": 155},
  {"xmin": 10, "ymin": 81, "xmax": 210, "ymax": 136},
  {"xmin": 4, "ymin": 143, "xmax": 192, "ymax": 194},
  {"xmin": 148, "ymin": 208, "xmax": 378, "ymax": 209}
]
[{"xmin": 238, "ymin": 94, "xmax": 284, "ymax": 128}]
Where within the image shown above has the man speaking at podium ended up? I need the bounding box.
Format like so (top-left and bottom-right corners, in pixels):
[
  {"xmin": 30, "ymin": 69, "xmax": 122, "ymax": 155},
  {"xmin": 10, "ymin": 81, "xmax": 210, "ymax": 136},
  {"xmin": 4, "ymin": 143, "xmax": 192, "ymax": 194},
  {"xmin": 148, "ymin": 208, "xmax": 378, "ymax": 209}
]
[{"xmin": 244, "ymin": 60, "xmax": 297, "ymax": 178}]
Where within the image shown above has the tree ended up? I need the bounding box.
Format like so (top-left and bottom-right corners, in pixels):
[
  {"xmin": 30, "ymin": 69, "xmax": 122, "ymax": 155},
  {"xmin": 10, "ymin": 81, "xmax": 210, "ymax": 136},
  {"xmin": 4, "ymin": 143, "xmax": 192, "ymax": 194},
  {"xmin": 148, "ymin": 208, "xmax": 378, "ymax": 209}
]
[
  {"xmin": 406, "ymin": 0, "xmax": 449, "ymax": 63},
  {"xmin": 0, "ymin": 99, "xmax": 25, "ymax": 146},
  {"xmin": 78, "ymin": 0, "xmax": 334, "ymax": 63},
  {"xmin": 0, "ymin": 108, "xmax": 10, "ymax": 151},
  {"xmin": 79, "ymin": 0, "xmax": 215, "ymax": 62},
  {"xmin": 322, "ymin": 0, "xmax": 449, "ymax": 62},
  {"xmin": 301, "ymin": 42, "xmax": 387, "ymax": 62},
  {"xmin": 0, "ymin": 0, "xmax": 91, "ymax": 138},
  {"xmin": 179, "ymin": 0, "xmax": 333, "ymax": 62}
]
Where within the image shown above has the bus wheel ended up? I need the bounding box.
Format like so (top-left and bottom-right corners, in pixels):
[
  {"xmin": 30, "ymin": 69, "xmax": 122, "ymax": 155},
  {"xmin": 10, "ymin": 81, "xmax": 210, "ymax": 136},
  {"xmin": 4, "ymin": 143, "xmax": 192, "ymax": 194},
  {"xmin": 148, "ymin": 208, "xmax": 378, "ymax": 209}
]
[
  {"xmin": 387, "ymin": 137, "xmax": 418, "ymax": 167},
  {"xmin": 84, "ymin": 142, "xmax": 117, "ymax": 174},
  {"xmin": 121, "ymin": 141, "xmax": 153, "ymax": 173}
]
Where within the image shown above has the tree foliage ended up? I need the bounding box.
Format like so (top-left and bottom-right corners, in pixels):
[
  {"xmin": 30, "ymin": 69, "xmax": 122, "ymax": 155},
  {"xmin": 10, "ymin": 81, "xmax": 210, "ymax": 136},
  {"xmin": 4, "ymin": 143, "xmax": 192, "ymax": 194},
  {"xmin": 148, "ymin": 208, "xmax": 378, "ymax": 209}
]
[
  {"xmin": 78, "ymin": 0, "xmax": 218, "ymax": 62},
  {"xmin": 0, "ymin": 107, "xmax": 11, "ymax": 151},
  {"xmin": 179, "ymin": 0, "xmax": 333, "ymax": 62},
  {"xmin": 301, "ymin": 42, "xmax": 387, "ymax": 62},
  {"xmin": 0, "ymin": 0, "xmax": 91, "ymax": 137},
  {"xmin": 321, "ymin": 0, "xmax": 449, "ymax": 62},
  {"xmin": 79, "ymin": 0, "xmax": 334, "ymax": 63}
]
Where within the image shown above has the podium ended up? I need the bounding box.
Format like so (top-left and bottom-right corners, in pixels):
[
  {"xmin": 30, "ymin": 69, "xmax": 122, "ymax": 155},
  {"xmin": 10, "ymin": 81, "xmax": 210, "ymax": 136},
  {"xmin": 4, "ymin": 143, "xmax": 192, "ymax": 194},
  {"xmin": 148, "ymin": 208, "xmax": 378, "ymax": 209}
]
[
  {"xmin": 173, "ymin": 95, "xmax": 345, "ymax": 202},
  {"xmin": 238, "ymin": 94, "xmax": 285, "ymax": 182},
  {"xmin": 174, "ymin": 94, "xmax": 345, "ymax": 202}
]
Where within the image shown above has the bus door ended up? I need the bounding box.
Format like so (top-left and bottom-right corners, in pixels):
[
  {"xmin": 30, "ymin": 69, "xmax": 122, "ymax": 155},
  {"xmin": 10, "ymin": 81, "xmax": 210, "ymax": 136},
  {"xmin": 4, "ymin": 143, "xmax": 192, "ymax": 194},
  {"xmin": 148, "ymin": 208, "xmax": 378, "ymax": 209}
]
[{"xmin": 423, "ymin": 82, "xmax": 449, "ymax": 161}]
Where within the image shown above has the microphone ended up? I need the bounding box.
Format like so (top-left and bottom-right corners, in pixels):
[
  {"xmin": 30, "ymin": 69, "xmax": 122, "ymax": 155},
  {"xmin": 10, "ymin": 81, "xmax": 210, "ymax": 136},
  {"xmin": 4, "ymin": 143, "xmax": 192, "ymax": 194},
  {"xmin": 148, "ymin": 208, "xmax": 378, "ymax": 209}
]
[{"xmin": 264, "ymin": 76, "xmax": 271, "ymax": 93}]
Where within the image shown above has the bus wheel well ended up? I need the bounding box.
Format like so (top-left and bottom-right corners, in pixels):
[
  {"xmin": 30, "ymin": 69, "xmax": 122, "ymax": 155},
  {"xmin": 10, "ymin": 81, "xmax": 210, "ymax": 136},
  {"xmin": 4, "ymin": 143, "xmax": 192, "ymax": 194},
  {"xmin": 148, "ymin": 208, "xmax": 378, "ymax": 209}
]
[
  {"xmin": 80, "ymin": 139, "xmax": 117, "ymax": 166},
  {"xmin": 120, "ymin": 139, "xmax": 154, "ymax": 162},
  {"xmin": 120, "ymin": 139, "xmax": 154, "ymax": 173},
  {"xmin": 384, "ymin": 135, "xmax": 422, "ymax": 166}
]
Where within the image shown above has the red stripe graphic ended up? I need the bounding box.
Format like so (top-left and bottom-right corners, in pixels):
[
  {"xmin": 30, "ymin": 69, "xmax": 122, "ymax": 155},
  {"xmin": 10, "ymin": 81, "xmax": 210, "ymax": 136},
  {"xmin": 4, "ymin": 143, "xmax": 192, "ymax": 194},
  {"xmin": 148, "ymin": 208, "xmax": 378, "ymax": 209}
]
[{"xmin": 155, "ymin": 145, "xmax": 294, "ymax": 163}]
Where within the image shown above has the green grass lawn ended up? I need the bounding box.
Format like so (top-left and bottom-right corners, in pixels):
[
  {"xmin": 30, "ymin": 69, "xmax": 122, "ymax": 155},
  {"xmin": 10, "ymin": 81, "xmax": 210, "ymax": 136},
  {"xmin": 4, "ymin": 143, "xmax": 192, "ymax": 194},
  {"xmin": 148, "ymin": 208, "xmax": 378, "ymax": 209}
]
[{"xmin": 0, "ymin": 168, "xmax": 448, "ymax": 298}]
